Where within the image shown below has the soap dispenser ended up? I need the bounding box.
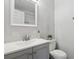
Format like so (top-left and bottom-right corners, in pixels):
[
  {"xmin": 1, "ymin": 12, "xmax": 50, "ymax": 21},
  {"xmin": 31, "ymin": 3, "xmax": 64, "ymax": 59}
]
[{"xmin": 37, "ymin": 30, "xmax": 40, "ymax": 39}]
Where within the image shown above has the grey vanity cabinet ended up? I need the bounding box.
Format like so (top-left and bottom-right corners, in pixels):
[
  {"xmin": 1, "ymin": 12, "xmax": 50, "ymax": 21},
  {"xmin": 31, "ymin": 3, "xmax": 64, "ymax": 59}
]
[
  {"xmin": 5, "ymin": 43, "xmax": 49, "ymax": 59},
  {"xmin": 33, "ymin": 44, "xmax": 49, "ymax": 59},
  {"xmin": 4, "ymin": 48, "xmax": 32, "ymax": 59}
]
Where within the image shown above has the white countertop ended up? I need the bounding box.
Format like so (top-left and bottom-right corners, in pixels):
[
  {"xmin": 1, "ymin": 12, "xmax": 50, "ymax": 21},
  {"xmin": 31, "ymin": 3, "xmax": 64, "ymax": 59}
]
[{"xmin": 4, "ymin": 38, "xmax": 49, "ymax": 55}]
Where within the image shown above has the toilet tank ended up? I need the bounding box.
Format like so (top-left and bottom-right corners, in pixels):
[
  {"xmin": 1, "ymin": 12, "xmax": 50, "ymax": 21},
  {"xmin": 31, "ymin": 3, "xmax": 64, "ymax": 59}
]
[{"xmin": 48, "ymin": 39, "xmax": 56, "ymax": 51}]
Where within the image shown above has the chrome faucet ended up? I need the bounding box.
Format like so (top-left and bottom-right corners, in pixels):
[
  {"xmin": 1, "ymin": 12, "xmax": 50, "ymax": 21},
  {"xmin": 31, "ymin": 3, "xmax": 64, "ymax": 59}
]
[{"xmin": 23, "ymin": 34, "xmax": 30, "ymax": 41}]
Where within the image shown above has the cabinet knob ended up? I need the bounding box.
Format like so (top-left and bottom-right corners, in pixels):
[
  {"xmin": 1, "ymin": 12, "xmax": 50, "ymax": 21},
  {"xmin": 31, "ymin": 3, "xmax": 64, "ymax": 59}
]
[{"xmin": 33, "ymin": 52, "xmax": 37, "ymax": 54}]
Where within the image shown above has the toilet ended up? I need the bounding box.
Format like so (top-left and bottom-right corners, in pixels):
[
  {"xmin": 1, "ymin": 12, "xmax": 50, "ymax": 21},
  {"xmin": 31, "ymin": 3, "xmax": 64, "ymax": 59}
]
[{"xmin": 48, "ymin": 39, "xmax": 67, "ymax": 59}]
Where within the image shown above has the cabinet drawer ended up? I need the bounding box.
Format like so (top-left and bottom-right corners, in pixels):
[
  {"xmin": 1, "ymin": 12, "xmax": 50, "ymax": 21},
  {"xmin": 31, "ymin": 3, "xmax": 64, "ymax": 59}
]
[{"xmin": 5, "ymin": 48, "xmax": 32, "ymax": 59}]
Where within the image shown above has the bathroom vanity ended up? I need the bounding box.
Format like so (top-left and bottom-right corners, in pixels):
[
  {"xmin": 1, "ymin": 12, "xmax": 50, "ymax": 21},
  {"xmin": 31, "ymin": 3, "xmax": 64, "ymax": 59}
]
[{"xmin": 4, "ymin": 39, "xmax": 49, "ymax": 59}]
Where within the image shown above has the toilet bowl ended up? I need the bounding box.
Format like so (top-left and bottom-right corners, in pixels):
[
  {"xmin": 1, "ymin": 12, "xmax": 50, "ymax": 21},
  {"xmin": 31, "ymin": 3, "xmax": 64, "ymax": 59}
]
[{"xmin": 48, "ymin": 39, "xmax": 67, "ymax": 59}]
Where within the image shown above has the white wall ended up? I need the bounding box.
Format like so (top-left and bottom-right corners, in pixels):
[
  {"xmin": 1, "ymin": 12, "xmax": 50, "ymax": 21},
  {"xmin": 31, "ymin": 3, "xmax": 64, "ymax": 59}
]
[
  {"xmin": 55, "ymin": 0, "xmax": 74, "ymax": 59},
  {"xmin": 4, "ymin": 0, "xmax": 54, "ymax": 43},
  {"xmin": 47, "ymin": 0, "xmax": 55, "ymax": 38}
]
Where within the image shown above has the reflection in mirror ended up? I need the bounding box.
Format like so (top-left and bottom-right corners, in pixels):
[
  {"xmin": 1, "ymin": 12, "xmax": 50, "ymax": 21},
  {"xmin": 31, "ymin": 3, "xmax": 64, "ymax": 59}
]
[{"xmin": 11, "ymin": 0, "xmax": 37, "ymax": 26}]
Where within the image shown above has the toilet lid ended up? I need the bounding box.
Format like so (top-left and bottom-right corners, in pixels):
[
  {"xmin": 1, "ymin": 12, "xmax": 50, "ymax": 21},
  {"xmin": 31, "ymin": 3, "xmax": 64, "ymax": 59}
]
[{"xmin": 50, "ymin": 50, "xmax": 67, "ymax": 57}]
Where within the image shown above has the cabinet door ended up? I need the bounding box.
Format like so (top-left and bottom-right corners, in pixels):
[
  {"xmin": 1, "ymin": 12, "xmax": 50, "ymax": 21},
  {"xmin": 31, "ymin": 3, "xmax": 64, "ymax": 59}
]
[
  {"xmin": 33, "ymin": 43, "xmax": 49, "ymax": 59},
  {"xmin": 5, "ymin": 48, "xmax": 32, "ymax": 59}
]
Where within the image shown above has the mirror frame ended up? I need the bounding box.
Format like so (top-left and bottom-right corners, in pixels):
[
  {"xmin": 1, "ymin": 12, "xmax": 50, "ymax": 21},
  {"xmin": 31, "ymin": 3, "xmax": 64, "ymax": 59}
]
[{"xmin": 10, "ymin": 0, "xmax": 37, "ymax": 27}]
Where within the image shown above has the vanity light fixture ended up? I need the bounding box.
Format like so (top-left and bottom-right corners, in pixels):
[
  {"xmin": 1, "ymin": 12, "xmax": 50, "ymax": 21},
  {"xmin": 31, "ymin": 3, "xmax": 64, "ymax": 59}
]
[{"xmin": 32, "ymin": 0, "xmax": 40, "ymax": 5}]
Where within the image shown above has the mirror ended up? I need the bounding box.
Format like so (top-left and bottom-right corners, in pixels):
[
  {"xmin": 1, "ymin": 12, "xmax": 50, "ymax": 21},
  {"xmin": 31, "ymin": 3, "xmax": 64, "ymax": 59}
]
[{"xmin": 10, "ymin": 0, "xmax": 37, "ymax": 26}]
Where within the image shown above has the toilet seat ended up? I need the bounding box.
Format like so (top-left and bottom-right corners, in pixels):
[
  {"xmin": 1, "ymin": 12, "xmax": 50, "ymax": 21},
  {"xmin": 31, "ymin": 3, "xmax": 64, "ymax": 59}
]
[{"xmin": 50, "ymin": 50, "xmax": 67, "ymax": 59}]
